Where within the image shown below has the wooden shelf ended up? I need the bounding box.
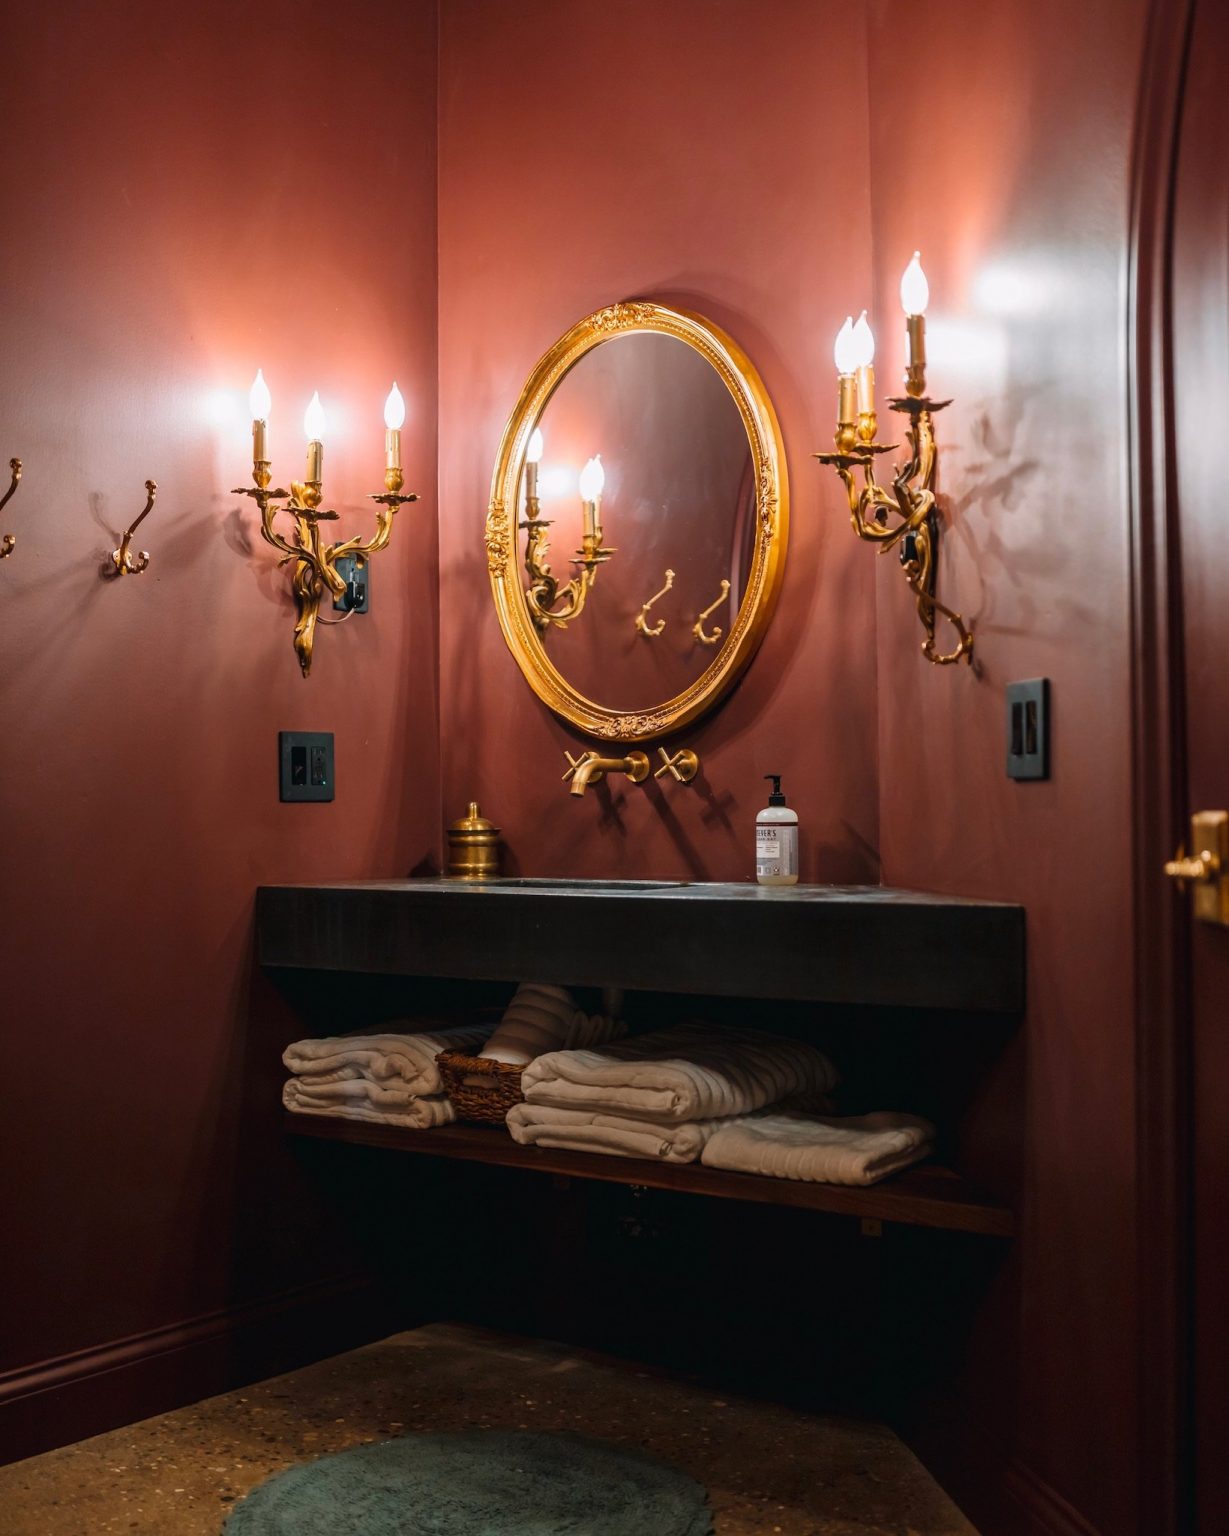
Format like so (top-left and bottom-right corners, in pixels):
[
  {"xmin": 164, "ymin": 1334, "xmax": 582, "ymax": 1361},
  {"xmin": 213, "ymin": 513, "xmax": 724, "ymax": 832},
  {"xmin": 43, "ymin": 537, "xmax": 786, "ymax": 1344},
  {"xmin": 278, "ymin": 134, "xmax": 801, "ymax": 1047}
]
[{"xmin": 285, "ymin": 1114, "xmax": 1014, "ymax": 1238}]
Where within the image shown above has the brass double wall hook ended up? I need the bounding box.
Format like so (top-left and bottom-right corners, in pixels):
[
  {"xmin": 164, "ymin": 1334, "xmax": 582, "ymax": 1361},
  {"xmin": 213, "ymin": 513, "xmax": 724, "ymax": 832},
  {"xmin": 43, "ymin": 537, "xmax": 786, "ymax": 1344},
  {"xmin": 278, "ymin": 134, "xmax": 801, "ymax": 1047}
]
[
  {"xmin": 692, "ymin": 579, "xmax": 730, "ymax": 646},
  {"xmin": 1, "ymin": 458, "xmax": 22, "ymax": 559},
  {"xmin": 635, "ymin": 568, "xmax": 675, "ymax": 637},
  {"xmin": 110, "ymin": 480, "xmax": 158, "ymax": 576}
]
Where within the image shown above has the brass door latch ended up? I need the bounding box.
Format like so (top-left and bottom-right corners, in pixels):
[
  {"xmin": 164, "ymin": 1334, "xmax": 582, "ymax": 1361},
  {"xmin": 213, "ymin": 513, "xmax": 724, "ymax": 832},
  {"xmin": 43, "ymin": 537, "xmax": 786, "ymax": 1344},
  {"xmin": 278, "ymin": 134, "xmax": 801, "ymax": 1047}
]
[{"xmin": 1164, "ymin": 810, "xmax": 1229, "ymax": 926}]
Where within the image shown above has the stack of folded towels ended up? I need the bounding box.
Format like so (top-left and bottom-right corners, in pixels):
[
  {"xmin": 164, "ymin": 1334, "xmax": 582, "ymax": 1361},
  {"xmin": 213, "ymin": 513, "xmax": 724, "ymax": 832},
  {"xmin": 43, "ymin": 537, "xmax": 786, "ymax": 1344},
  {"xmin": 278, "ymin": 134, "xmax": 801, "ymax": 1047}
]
[
  {"xmin": 283, "ymin": 1021, "xmax": 493, "ymax": 1129},
  {"xmin": 507, "ymin": 1023, "xmax": 934, "ymax": 1186},
  {"xmin": 282, "ymin": 983, "xmax": 625, "ymax": 1131}
]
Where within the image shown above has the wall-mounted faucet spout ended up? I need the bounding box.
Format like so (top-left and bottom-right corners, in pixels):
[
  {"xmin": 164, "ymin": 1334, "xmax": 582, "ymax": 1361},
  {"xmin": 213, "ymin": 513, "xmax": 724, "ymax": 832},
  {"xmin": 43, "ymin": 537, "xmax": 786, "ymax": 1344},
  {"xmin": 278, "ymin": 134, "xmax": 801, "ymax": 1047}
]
[{"xmin": 562, "ymin": 750, "xmax": 651, "ymax": 797}]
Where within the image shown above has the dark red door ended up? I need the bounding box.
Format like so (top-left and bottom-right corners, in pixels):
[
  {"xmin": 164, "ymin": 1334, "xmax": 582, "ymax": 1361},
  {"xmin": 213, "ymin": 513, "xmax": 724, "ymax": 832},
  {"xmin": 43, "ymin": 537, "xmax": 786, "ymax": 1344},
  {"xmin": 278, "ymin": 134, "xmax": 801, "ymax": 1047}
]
[{"xmin": 1170, "ymin": 2, "xmax": 1229, "ymax": 1527}]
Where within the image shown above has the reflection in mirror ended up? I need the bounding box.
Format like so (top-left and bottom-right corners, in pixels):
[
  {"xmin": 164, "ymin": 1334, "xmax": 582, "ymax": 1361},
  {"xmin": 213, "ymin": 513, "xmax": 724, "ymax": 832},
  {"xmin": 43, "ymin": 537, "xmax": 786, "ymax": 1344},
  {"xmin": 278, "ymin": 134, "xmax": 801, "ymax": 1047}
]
[{"xmin": 520, "ymin": 332, "xmax": 755, "ymax": 714}]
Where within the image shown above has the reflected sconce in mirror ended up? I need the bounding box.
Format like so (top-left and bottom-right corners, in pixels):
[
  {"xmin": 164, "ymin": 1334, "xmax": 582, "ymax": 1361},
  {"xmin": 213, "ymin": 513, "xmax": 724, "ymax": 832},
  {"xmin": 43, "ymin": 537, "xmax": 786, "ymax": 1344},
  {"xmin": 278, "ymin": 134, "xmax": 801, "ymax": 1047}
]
[
  {"xmin": 635, "ymin": 568, "xmax": 674, "ymax": 637},
  {"xmin": 520, "ymin": 434, "xmax": 615, "ymax": 631},
  {"xmin": 232, "ymin": 372, "xmax": 418, "ymax": 677},
  {"xmin": 692, "ymin": 579, "xmax": 731, "ymax": 647},
  {"xmin": 108, "ymin": 480, "xmax": 158, "ymax": 576},
  {"xmin": 1, "ymin": 458, "xmax": 22, "ymax": 559},
  {"xmin": 814, "ymin": 255, "xmax": 974, "ymax": 666}
]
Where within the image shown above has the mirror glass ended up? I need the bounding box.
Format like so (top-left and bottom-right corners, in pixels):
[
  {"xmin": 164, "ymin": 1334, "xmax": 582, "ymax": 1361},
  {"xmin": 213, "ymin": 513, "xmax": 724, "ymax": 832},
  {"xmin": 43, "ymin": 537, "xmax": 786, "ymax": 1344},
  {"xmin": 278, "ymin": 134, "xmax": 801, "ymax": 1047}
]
[{"xmin": 522, "ymin": 332, "xmax": 756, "ymax": 713}]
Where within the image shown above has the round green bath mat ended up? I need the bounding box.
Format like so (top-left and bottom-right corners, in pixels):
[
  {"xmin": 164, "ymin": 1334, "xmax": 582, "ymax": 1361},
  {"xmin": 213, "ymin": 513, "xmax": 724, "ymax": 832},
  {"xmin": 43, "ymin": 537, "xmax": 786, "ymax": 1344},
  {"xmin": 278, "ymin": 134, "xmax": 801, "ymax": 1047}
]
[{"xmin": 223, "ymin": 1429, "xmax": 714, "ymax": 1536}]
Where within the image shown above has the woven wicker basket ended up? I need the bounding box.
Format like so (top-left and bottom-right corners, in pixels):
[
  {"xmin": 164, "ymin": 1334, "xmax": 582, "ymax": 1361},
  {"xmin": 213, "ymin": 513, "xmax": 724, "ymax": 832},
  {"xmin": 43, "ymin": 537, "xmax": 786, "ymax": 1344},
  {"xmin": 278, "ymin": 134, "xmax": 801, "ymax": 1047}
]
[{"xmin": 436, "ymin": 1049, "xmax": 526, "ymax": 1123}]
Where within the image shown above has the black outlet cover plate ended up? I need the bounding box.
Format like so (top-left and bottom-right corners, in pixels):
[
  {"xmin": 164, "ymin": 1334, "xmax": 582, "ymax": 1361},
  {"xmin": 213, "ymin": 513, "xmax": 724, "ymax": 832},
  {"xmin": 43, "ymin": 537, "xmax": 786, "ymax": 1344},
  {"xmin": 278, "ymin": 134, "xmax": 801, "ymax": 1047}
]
[
  {"xmin": 1006, "ymin": 678, "xmax": 1050, "ymax": 781},
  {"xmin": 332, "ymin": 555, "xmax": 369, "ymax": 613},
  {"xmin": 279, "ymin": 731, "xmax": 335, "ymax": 802}
]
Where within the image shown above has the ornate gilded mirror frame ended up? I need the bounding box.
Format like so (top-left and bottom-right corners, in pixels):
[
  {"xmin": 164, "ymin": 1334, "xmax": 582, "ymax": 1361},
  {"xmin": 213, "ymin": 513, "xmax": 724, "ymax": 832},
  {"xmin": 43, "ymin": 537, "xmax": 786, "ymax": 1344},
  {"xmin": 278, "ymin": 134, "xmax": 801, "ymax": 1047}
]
[{"xmin": 486, "ymin": 301, "xmax": 788, "ymax": 742}]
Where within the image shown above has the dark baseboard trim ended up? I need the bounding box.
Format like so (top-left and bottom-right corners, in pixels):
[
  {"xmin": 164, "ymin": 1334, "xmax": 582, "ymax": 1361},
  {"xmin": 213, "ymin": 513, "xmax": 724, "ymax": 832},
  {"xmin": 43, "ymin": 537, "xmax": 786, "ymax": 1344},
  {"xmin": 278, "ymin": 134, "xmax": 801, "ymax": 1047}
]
[
  {"xmin": 0, "ymin": 1272, "xmax": 402, "ymax": 1466},
  {"xmin": 905, "ymin": 1394, "xmax": 1105, "ymax": 1536}
]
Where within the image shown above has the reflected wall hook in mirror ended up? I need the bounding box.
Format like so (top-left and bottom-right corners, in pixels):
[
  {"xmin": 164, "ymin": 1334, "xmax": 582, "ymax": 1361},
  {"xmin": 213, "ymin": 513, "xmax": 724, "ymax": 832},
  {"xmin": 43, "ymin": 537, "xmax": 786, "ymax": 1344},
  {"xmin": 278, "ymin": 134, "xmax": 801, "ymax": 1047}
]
[
  {"xmin": 692, "ymin": 579, "xmax": 730, "ymax": 647},
  {"xmin": 634, "ymin": 568, "xmax": 674, "ymax": 637},
  {"xmin": 1, "ymin": 458, "xmax": 22, "ymax": 559},
  {"xmin": 109, "ymin": 480, "xmax": 157, "ymax": 577}
]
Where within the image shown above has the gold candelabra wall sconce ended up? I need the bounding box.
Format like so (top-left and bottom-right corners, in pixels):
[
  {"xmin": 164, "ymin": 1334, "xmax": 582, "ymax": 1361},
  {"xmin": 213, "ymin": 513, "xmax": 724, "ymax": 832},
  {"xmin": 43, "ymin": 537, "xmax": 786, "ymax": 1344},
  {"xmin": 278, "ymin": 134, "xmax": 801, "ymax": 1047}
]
[
  {"xmin": 233, "ymin": 373, "xmax": 417, "ymax": 677},
  {"xmin": 814, "ymin": 254, "xmax": 973, "ymax": 667},
  {"xmin": 521, "ymin": 433, "xmax": 614, "ymax": 631},
  {"xmin": 562, "ymin": 745, "xmax": 701, "ymax": 795},
  {"xmin": 108, "ymin": 480, "xmax": 158, "ymax": 577},
  {"xmin": 1, "ymin": 457, "xmax": 22, "ymax": 559}
]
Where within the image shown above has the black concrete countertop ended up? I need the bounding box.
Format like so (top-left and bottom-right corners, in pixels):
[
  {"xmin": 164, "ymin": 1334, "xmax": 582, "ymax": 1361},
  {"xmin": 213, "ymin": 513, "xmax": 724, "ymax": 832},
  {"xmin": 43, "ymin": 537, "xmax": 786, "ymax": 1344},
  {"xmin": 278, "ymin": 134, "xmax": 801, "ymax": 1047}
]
[{"xmin": 256, "ymin": 878, "xmax": 1024, "ymax": 1013}]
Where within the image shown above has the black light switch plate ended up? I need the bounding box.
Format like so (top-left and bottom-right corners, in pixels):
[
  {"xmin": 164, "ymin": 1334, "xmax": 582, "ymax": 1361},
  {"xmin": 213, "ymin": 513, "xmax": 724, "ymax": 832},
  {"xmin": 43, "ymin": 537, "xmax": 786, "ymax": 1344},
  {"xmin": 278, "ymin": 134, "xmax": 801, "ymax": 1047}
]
[
  {"xmin": 332, "ymin": 555, "xmax": 369, "ymax": 613},
  {"xmin": 279, "ymin": 731, "xmax": 335, "ymax": 802},
  {"xmin": 1006, "ymin": 679, "xmax": 1050, "ymax": 781}
]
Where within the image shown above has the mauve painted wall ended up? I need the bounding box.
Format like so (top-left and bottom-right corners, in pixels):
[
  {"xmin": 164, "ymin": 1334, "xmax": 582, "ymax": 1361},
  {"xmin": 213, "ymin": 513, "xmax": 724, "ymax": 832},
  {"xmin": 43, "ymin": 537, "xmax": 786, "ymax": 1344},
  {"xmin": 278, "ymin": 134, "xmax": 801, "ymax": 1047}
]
[
  {"xmin": 865, "ymin": 3, "xmax": 1147, "ymax": 1533},
  {"xmin": 437, "ymin": 0, "xmax": 879, "ymax": 885},
  {"xmin": 0, "ymin": 0, "xmax": 438, "ymax": 1382}
]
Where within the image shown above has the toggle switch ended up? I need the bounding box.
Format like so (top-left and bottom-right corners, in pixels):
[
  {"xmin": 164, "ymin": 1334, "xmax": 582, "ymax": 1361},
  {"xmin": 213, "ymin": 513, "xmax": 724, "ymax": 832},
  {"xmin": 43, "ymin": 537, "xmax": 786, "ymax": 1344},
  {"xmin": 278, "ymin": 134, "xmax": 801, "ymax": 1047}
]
[{"xmin": 1006, "ymin": 679, "xmax": 1050, "ymax": 781}]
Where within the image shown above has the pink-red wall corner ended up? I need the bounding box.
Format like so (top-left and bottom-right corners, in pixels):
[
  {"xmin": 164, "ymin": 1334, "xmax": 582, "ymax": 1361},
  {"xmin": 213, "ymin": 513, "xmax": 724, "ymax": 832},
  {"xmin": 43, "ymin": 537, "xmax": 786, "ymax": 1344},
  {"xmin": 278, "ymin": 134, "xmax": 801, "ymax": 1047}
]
[
  {"xmin": 0, "ymin": 0, "xmax": 440, "ymax": 1421},
  {"xmin": 863, "ymin": 2, "xmax": 1148, "ymax": 1532}
]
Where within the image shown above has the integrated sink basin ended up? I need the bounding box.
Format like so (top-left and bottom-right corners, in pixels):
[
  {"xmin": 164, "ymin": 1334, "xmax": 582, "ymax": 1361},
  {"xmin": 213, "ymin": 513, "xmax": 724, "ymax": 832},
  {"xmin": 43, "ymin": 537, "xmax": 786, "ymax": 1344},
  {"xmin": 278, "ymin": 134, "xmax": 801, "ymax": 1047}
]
[{"xmin": 475, "ymin": 877, "xmax": 689, "ymax": 891}]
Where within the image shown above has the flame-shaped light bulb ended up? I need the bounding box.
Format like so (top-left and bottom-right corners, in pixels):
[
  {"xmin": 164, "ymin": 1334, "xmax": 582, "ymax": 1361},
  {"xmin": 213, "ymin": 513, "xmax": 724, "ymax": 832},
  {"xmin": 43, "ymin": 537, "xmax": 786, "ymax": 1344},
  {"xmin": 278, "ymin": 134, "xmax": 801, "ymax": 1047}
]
[
  {"xmin": 851, "ymin": 310, "xmax": 875, "ymax": 368},
  {"xmin": 833, "ymin": 316, "xmax": 859, "ymax": 374},
  {"xmin": 249, "ymin": 369, "xmax": 271, "ymax": 421},
  {"xmin": 900, "ymin": 252, "xmax": 930, "ymax": 316},
  {"xmin": 527, "ymin": 427, "xmax": 544, "ymax": 464},
  {"xmin": 579, "ymin": 455, "xmax": 605, "ymax": 501},
  {"xmin": 304, "ymin": 391, "xmax": 326, "ymax": 441},
  {"xmin": 383, "ymin": 382, "xmax": 405, "ymax": 430}
]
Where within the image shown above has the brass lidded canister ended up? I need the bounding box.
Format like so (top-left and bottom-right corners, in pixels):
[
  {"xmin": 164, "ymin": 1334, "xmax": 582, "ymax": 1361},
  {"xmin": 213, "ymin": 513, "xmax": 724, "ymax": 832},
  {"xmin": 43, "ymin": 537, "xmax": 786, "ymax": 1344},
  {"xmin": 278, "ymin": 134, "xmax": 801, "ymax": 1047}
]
[{"xmin": 446, "ymin": 802, "xmax": 501, "ymax": 880}]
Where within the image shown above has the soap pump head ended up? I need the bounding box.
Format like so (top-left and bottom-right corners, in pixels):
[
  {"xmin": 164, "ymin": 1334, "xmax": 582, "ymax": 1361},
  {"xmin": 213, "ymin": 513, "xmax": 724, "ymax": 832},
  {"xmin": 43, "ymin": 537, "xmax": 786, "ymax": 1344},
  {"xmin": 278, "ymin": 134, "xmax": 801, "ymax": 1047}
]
[{"xmin": 764, "ymin": 774, "xmax": 786, "ymax": 807}]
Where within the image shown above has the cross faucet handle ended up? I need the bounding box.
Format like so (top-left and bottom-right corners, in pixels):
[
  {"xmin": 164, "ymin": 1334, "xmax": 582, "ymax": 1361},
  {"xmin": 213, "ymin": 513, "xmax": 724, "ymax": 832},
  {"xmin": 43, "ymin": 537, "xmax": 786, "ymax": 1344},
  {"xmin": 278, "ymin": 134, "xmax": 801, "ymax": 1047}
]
[
  {"xmin": 562, "ymin": 750, "xmax": 592, "ymax": 782},
  {"xmin": 654, "ymin": 748, "xmax": 700, "ymax": 783}
]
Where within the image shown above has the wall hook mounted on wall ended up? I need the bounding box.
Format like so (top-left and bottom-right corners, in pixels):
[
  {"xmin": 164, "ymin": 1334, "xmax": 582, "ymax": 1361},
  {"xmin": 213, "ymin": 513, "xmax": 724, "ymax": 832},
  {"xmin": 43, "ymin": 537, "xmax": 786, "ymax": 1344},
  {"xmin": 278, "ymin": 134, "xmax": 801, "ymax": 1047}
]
[
  {"xmin": 1, "ymin": 458, "xmax": 22, "ymax": 559},
  {"xmin": 232, "ymin": 374, "xmax": 418, "ymax": 677},
  {"xmin": 692, "ymin": 579, "xmax": 730, "ymax": 647},
  {"xmin": 814, "ymin": 259, "xmax": 973, "ymax": 666},
  {"xmin": 634, "ymin": 568, "xmax": 675, "ymax": 637},
  {"xmin": 108, "ymin": 480, "xmax": 158, "ymax": 577}
]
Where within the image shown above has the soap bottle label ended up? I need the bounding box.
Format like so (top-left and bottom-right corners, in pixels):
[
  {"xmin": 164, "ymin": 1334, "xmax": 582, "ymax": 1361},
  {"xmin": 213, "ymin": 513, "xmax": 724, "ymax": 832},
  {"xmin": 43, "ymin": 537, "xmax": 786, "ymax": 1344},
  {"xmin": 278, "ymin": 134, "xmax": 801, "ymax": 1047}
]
[{"xmin": 756, "ymin": 825, "xmax": 798, "ymax": 879}]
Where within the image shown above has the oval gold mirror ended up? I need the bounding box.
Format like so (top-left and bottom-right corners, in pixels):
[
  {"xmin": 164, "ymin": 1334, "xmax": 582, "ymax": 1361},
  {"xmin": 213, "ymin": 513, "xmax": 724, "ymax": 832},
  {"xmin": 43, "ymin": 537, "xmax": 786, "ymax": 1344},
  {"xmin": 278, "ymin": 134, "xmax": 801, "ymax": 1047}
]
[{"xmin": 486, "ymin": 301, "xmax": 787, "ymax": 742}]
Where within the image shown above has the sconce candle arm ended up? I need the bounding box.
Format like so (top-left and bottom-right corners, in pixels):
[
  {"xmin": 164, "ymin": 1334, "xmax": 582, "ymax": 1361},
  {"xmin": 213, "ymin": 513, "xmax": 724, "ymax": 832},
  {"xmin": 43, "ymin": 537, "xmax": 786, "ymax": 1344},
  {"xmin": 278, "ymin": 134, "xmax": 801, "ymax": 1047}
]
[
  {"xmin": 233, "ymin": 455, "xmax": 418, "ymax": 676},
  {"xmin": 815, "ymin": 395, "xmax": 972, "ymax": 666}
]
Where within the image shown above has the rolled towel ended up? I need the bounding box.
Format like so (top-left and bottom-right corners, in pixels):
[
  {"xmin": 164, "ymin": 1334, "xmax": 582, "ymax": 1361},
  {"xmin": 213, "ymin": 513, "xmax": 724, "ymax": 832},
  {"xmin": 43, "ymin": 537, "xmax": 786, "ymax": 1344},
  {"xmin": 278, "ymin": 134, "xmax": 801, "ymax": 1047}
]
[
  {"xmin": 283, "ymin": 1022, "xmax": 493, "ymax": 1098},
  {"xmin": 477, "ymin": 983, "xmax": 625, "ymax": 1068},
  {"xmin": 700, "ymin": 1111, "xmax": 934, "ymax": 1186},
  {"xmin": 478, "ymin": 984, "xmax": 581, "ymax": 1067},
  {"xmin": 521, "ymin": 1023, "xmax": 838, "ymax": 1124},
  {"xmin": 283, "ymin": 1077, "xmax": 455, "ymax": 1130},
  {"xmin": 506, "ymin": 1102, "xmax": 735, "ymax": 1164}
]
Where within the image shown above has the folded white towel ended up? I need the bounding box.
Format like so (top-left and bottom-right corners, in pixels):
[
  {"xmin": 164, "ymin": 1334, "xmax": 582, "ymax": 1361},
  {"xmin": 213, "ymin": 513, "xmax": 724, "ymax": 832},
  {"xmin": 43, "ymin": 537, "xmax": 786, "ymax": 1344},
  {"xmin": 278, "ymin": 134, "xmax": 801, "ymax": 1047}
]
[
  {"xmin": 521, "ymin": 1024, "xmax": 838, "ymax": 1123},
  {"xmin": 506, "ymin": 1102, "xmax": 735, "ymax": 1163},
  {"xmin": 282, "ymin": 1077, "xmax": 455, "ymax": 1130},
  {"xmin": 701, "ymin": 1111, "xmax": 934, "ymax": 1186},
  {"xmin": 282, "ymin": 1022, "xmax": 492, "ymax": 1097}
]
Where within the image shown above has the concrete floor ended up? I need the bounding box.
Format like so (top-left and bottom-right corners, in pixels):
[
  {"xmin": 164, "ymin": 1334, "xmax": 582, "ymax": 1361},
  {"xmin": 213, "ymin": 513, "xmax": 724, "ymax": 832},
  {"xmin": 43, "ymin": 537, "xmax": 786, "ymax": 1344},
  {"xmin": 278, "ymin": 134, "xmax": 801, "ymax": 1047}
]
[{"xmin": 0, "ymin": 1322, "xmax": 978, "ymax": 1535}]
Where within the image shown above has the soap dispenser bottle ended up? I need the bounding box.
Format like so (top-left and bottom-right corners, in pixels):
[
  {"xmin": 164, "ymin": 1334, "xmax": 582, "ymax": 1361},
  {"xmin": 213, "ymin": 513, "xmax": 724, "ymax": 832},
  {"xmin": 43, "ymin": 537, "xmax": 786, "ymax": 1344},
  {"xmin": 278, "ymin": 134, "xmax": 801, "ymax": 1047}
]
[{"xmin": 756, "ymin": 775, "xmax": 799, "ymax": 886}]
